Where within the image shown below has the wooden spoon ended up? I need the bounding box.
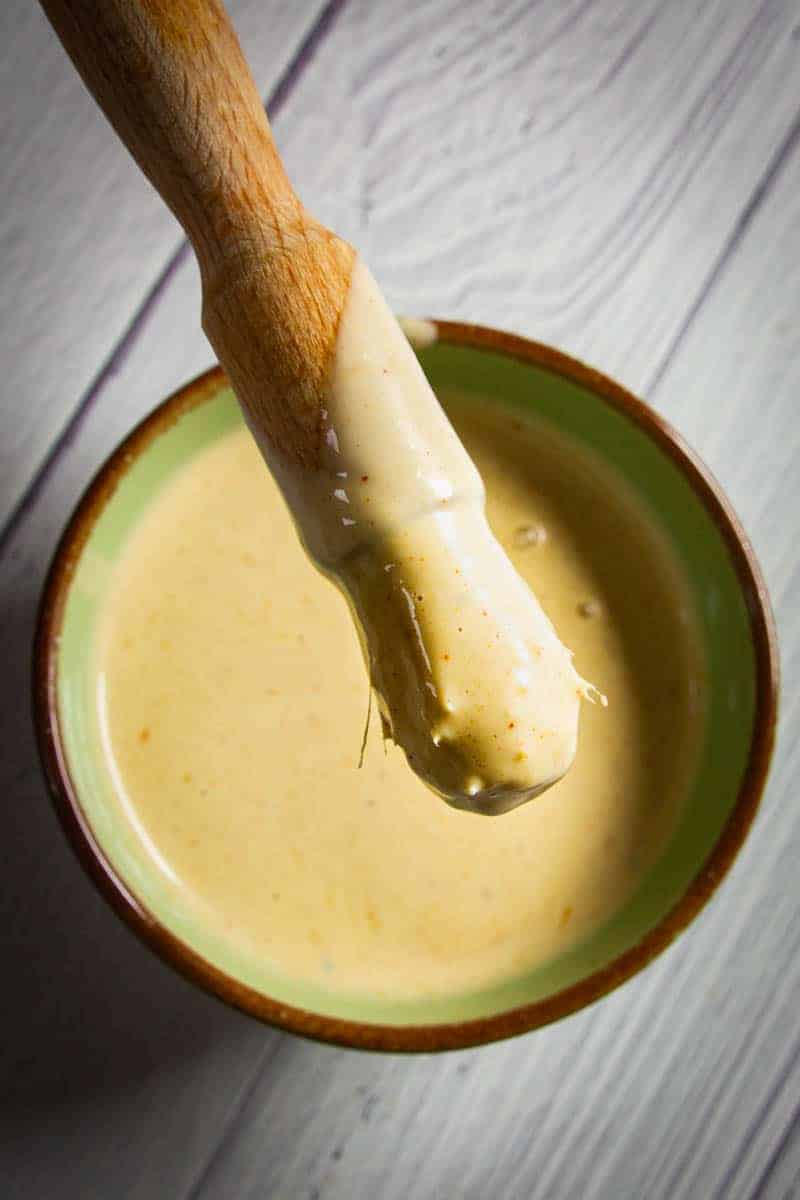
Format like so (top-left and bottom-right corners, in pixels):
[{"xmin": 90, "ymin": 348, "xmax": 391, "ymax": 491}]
[
  {"xmin": 41, "ymin": 0, "xmax": 353, "ymax": 467},
  {"xmin": 41, "ymin": 0, "xmax": 597, "ymax": 814}
]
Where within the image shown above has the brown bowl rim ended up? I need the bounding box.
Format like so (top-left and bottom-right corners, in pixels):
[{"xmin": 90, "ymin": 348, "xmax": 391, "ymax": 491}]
[{"xmin": 33, "ymin": 325, "xmax": 779, "ymax": 1053}]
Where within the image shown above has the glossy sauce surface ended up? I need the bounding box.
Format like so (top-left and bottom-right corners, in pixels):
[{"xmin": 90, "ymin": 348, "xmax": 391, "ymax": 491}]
[
  {"xmin": 257, "ymin": 260, "xmax": 594, "ymax": 812},
  {"xmin": 95, "ymin": 396, "xmax": 705, "ymax": 999}
]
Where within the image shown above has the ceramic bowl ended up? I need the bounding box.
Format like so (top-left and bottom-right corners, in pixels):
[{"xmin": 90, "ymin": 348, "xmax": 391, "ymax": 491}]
[{"xmin": 34, "ymin": 325, "xmax": 778, "ymax": 1051}]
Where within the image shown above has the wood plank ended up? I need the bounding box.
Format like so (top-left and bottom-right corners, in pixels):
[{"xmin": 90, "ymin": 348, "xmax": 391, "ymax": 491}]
[
  {"xmin": 274, "ymin": 0, "xmax": 799, "ymax": 396},
  {"xmin": 1, "ymin": 1, "xmax": 798, "ymax": 1198},
  {"xmin": 0, "ymin": 0, "xmax": 331, "ymax": 534},
  {"xmin": 614, "ymin": 128, "xmax": 800, "ymax": 1200}
]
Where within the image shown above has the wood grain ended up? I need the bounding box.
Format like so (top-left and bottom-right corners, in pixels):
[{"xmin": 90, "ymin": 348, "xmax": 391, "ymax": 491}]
[
  {"xmin": 0, "ymin": 0, "xmax": 331, "ymax": 534},
  {"xmin": 272, "ymin": 0, "xmax": 799, "ymax": 398},
  {"xmin": 1, "ymin": 1, "xmax": 799, "ymax": 1197}
]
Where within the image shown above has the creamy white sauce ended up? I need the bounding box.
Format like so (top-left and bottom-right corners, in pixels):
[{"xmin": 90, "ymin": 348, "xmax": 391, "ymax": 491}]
[
  {"xmin": 397, "ymin": 315, "xmax": 439, "ymax": 349},
  {"xmin": 250, "ymin": 259, "xmax": 598, "ymax": 813}
]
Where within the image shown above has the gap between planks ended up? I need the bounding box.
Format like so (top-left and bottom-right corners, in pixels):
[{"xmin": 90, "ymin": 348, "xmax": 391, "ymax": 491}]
[{"xmin": 647, "ymin": 103, "xmax": 800, "ymax": 400}]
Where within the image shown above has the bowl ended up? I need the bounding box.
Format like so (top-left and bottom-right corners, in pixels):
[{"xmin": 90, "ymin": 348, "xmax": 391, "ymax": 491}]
[{"xmin": 33, "ymin": 324, "xmax": 778, "ymax": 1051}]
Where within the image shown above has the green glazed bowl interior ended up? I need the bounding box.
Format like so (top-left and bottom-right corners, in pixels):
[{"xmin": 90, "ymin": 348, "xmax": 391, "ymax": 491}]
[{"xmin": 35, "ymin": 326, "xmax": 777, "ymax": 1052}]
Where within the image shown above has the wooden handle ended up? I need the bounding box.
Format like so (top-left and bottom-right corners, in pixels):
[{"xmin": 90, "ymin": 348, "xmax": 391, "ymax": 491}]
[{"xmin": 40, "ymin": 0, "xmax": 355, "ymax": 465}]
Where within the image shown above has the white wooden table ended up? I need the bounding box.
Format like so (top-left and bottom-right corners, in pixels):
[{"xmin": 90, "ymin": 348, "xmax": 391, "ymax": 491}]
[{"xmin": 2, "ymin": 2, "xmax": 798, "ymax": 1196}]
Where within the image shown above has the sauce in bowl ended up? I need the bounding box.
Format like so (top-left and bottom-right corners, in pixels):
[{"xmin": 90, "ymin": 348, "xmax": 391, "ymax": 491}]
[{"xmin": 94, "ymin": 391, "xmax": 706, "ymax": 1001}]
